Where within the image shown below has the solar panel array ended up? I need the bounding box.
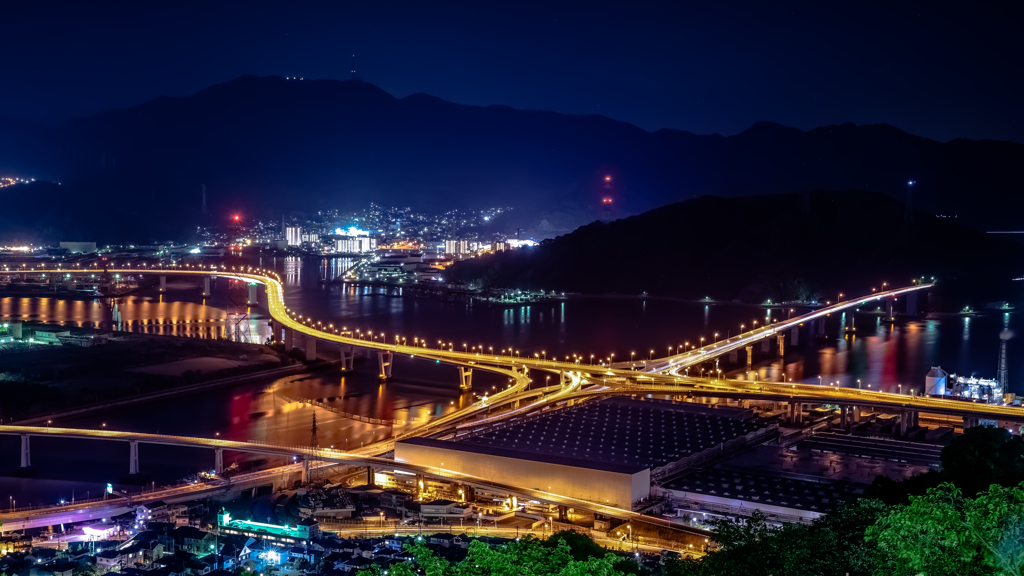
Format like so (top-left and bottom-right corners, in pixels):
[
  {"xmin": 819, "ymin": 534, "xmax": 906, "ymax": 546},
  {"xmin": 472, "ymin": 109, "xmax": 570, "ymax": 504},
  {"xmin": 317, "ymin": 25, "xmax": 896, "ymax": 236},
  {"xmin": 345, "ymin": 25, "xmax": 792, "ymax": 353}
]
[{"xmin": 460, "ymin": 398, "xmax": 769, "ymax": 470}]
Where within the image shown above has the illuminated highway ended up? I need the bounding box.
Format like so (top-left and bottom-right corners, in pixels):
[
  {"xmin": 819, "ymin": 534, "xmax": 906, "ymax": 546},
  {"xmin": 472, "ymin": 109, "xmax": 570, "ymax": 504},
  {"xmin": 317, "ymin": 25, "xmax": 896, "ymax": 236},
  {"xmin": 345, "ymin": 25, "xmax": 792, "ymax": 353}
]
[
  {"xmin": 6, "ymin": 266, "xmax": 1021, "ymax": 533},
  {"xmin": 36, "ymin": 267, "xmax": 1021, "ymax": 427},
  {"xmin": 0, "ymin": 425, "xmax": 700, "ymax": 535}
]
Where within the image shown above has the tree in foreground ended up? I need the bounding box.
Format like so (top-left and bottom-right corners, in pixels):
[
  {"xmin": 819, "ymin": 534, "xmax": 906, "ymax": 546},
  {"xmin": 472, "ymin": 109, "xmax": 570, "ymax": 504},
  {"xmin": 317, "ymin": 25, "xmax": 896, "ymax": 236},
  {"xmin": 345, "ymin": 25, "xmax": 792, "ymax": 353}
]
[
  {"xmin": 867, "ymin": 481, "xmax": 1024, "ymax": 576},
  {"xmin": 369, "ymin": 535, "xmax": 626, "ymax": 576},
  {"xmin": 664, "ymin": 502, "xmax": 886, "ymax": 576}
]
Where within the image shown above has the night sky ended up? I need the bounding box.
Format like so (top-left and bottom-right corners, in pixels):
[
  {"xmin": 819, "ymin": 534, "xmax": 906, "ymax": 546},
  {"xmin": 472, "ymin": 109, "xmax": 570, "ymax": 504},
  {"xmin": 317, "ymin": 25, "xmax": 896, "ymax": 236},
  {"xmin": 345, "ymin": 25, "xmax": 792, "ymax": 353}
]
[{"xmin": 4, "ymin": 1, "xmax": 1022, "ymax": 143}]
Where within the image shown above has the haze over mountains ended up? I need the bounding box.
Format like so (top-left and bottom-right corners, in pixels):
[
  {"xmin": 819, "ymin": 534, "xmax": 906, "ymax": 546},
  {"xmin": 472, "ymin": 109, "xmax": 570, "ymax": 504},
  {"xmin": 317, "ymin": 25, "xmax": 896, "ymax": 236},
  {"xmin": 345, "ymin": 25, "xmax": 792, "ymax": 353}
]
[{"xmin": 1, "ymin": 74, "xmax": 1022, "ymax": 243}]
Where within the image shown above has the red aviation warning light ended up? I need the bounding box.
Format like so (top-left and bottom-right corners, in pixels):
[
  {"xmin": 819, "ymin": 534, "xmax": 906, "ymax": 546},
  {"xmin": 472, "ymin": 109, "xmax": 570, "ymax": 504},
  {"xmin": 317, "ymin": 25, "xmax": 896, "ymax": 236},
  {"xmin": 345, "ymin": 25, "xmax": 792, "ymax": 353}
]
[
  {"xmin": 602, "ymin": 198, "xmax": 613, "ymax": 203},
  {"xmin": 233, "ymin": 214, "xmax": 241, "ymax": 222},
  {"xmin": 604, "ymin": 175, "xmax": 611, "ymax": 182}
]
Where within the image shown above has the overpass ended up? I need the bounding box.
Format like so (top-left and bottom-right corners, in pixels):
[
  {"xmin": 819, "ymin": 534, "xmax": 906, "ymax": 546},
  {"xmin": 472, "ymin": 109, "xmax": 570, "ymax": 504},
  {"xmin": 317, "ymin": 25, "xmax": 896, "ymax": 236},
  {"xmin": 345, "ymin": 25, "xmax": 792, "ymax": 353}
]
[
  {"xmin": 4, "ymin": 266, "xmax": 1021, "ymax": 538},
  {"xmin": 0, "ymin": 425, "xmax": 707, "ymax": 540},
  {"xmin": 37, "ymin": 266, "xmax": 1019, "ymax": 432}
]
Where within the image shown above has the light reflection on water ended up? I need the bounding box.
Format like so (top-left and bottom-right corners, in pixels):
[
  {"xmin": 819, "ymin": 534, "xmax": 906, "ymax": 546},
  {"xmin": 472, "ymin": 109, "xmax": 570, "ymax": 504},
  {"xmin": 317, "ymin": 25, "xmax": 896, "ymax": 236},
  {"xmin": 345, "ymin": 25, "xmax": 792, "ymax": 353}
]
[{"xmin": 0, "ymin": 256, "xmax": 1019, "ymax": 504}]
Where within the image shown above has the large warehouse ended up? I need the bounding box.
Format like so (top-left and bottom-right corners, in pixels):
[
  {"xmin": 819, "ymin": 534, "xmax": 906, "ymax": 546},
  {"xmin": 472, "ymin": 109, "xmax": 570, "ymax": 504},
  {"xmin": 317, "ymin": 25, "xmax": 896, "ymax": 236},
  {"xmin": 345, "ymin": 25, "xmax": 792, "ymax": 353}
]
[{"xmin": 395, "ymin": 397, "xmax": 775, "ymax": 509}]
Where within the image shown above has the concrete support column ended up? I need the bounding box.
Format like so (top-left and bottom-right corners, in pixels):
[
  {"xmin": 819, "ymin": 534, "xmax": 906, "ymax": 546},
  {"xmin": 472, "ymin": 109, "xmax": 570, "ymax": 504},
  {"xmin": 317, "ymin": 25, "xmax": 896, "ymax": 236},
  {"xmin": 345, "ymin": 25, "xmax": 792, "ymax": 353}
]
[
  {"xmin": 791, "ymin": 326, "xmax": 799, "ymax": 346},
  {"xmin": 796, "ymin": 403, "xmax": 803, "ymax": 424},
  {"xmin": 19, "ymin": 434, "xmax": 30, "ymax": 468},
  {"xmin": 912, "ymin": 411, "xmax": 920, "ymax": 428},
  {"xmin": 777, "ymin": 334, "xmax": 785, "ymax": 358},
  {"xmin": 378, "ymin": 351, "xmax": 393, "ymax": 380},
  {"xmin": 557, "ymin": 505, "xmax": 568, "ymax": 522},
  {"xmin": 214, "ymin": 448, "xmax": 224, "ymax": 475},
  {"xmin": 899, "ymin": 413, "xmax": 908, "ymax": 437},
  {"xmin": 248, "ymin": 284, "xmax": 257, "ymax": 305},
  {"xmin": 202, "ymin": 276, "xmax": 211, "ymax": 297},
  {"xmin": 340, "ymin": 345, "xmax": 355, "ymax": 371},
  {"xmin": 560, "ymin": 371, "xmax": 572, "ymax": 386},
  {"xmin": 745, "ymin": 345, "xmax": 753, "ymax": 371},
  {"xmin": 739, "ymin": 399, "xmax": 749, "ymax": 409},
  {"xmin": 852, "ymin": 406, "xmax": 861, "ymax": 424},
  {"xmin": 841, "ymin": 405, "xmax": 848, "ymax": 428},
  {"xmin": 159, "ymin": 275, "xmax": 167, "ymax": 293},
  {"xmin": 301, "ymin": 457, "xmax": 309, "ymax": 484},
  {"xmin": 283, "ymin": 327, "xmax": 294, "ymax": 352},
  {"xmin": 458, "ymin": 367, "xmax": 473, "ymax": 390},
  {"xmin": 129, "ymin": 441, "xmax": 140, "ymax": 475},
  {"xmin": 305, "ymin": 337, "xmax": 317, "ymax": 362},
  {"xmin": 366, "ymin": 466, "xmax": 375, "ymax": 485}
]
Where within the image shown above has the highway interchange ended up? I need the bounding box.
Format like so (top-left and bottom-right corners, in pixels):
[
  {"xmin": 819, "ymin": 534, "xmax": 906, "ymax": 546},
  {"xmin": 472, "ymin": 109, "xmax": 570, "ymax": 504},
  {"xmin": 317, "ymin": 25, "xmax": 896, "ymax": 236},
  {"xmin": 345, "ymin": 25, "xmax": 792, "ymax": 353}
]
[{"xmin": 2, "ymin": 265, "xmax": 1021, "ymax": 540}]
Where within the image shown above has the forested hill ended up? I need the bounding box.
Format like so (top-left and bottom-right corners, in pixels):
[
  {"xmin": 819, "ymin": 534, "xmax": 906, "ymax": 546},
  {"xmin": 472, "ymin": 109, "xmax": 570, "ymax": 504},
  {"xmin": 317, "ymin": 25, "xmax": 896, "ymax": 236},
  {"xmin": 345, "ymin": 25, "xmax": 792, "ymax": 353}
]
[{"xmin": 447, "ymin": 191, "xmax": 1024, "ymax": 309}]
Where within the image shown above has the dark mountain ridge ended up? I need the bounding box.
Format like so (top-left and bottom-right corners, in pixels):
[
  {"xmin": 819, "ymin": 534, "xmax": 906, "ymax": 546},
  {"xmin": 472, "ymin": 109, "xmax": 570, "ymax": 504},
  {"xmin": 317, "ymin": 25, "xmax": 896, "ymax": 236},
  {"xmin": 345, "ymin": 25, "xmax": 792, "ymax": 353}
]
[
  {"xmin": 0, "ymin": 75, "xmax": 1022, "ymax": 243},
  {"xmin": 448, "ymin": 191, "xmax": 1024, "ymax": 309}
]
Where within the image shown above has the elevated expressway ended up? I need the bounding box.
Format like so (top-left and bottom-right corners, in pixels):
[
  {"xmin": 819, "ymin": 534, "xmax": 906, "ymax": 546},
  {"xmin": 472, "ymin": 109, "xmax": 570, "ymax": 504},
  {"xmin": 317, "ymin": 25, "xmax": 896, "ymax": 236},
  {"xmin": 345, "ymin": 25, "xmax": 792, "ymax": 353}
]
[
  {"xmin": 5, "ymin": 267, "xmax": 1019, "ymax": 536},
  {"xmin": 31, "ymin": 267, "xmax": 1021, "ymax": 432},
  {"xmin": 0, "ymin": 425, "xmax": 702, "ymax": 541}
]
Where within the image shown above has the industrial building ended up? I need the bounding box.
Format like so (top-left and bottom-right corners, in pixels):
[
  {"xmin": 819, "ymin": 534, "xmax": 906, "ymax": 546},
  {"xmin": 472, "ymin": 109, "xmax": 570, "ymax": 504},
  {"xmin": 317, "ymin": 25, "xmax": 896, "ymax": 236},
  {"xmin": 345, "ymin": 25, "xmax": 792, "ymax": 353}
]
[{"xmin": 396, "ymin": 397, "xmax": 776, "ymax": 510}]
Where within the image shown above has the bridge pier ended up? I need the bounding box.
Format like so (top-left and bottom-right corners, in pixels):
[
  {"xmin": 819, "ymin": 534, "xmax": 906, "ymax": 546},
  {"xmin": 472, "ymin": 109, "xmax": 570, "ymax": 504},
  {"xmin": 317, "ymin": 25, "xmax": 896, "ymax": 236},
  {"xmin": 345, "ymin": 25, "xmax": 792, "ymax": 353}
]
[
  {"xmin": 897, "ymin": 413, "xmax": 908, "ymax": 438},
  {"xmin": 840, "ymin": 405, "xmax": 849, "ymax": 428},
  {"xmin": 458, "ymin": 367, "xmax": 473, "ymax": 390},
  {"xmin": 777, "ymin": 334, "xmax": 785, "ymax": 358},
  {"xmin": 745, "ymin": 346, "xmax": 753, "ymax": 372},
  {"xmin": 202, "ymin": 277, "xmax": 211, "ymax": 297},
  {"xmin": 248, "ymin": 283, "xmax": 257, "ymax": 305},
  {"xmin": 340, "ymin": 345, "xmax": 355, "ymax": 371},
  {"xmin": 852, "ymin": 406, "xmax": 861, "ymax": 423},
  {"xmin": 366, "ymin": 466, "xmax": 375, "ymax": 485},
  {"xmin": 214, "ymin": 448, "xmax": 224, "ymax": 475},
  {"xmin": 159, "ymin": 275, "xmax": 167, "ymax": 293},
  {"xmin": 378, "ymin": 351, "xmax": 393, "ymax": 380},
  {"xmin": 302, "ymin": 456, "xmax": 309, "ymax": 484},
  {"xmin": 305, "ymin": 337, "xmax": 317, "ymax": 362},
  {"xmin": 129, "ymin": 441, "xmax": 140, "ymax": 475},
  {"xmin": 283, "ymin": 327, "xmax": 294, "ymax": 352},
  {"xmin": 963, "ymin": 416, "xmax": 978, "ymax": 430},
  {"xmin": 560, "ymin": 371, "xmax": 572, "ymax": 386},
  {"xmin": 19, "ymin": 434, "xmax": 30, "ymax": 468},
  {"xmin": 557, "ymin": 505, "xmax": 568, "ymax": 522}
]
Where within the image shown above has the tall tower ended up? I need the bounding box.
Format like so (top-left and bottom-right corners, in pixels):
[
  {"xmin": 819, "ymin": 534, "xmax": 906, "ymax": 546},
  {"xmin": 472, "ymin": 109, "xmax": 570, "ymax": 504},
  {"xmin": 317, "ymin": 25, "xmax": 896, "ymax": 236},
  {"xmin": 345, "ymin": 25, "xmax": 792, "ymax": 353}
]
[
  {"xmin": 997, "ymin": 329, "xmax": 1011, "ymax": 393},
  {"xmin": 306, "ymin": 412, "xmax": 324, "ymax": 487},
  {"xmin": 601, "ymin": 175, "xmax": 614, "ymax": 221}
]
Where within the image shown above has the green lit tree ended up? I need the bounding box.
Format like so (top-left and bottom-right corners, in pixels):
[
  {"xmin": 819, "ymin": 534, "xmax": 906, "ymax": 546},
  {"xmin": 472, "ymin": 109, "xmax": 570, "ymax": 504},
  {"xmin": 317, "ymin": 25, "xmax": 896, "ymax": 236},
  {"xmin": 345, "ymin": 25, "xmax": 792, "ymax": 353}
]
[
  {"xmin": 369, "ymin": 536, "xmax": 626, "ymax": 576},
  {"xmin": 867, "ymin": 482, "xmax": 1024, "ymax": 576}
]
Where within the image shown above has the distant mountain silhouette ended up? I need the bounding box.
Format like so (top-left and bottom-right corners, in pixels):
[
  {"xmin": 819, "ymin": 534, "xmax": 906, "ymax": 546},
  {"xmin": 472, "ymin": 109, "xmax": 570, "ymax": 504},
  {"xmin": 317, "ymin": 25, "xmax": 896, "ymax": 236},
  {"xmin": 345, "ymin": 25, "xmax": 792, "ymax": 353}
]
[
  {"xmin": 0, "ymin": 75, "xmax": 1022, "ymax": 243},
  {"xmin": 448, "ymin": 191, "xmax": 1024, "ymax": 308}
]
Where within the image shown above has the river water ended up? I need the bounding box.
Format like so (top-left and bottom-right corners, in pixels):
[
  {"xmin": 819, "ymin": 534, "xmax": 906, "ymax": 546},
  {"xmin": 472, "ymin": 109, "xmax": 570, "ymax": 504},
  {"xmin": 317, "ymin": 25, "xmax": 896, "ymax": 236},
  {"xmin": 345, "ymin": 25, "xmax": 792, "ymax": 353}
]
[{"xmin": 0, "ymin": 256, "xmax": 1019, "ymax": 506}]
